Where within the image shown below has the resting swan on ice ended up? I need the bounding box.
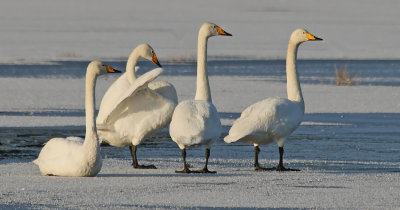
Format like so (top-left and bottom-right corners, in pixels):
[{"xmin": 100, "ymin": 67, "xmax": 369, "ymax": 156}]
[
  {"xmin": 34, "ymin": 61, "xmax": 121, "ymax": 177},
  {"xmin": 96, "ymin": 44, "xmax": 177, "ymax": 169},
  {"xmin": 224, "ymin": 29, "xmax": 322, "ymax": 171},
  {"xmin": 169, "ymin": 22, "xmax": 232, "ymax": 173}
]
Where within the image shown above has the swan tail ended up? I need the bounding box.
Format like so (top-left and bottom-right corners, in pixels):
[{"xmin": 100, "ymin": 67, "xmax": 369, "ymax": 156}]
[
  {"xmin": 224, "ymin": 131, "xmax": 249, "ymax": 143},
  {"xmin": 33, "ymin": 159, "xmax": 39, "ymax": 165},
  {"xmin": 224, "ymin": 135, "xmax": 237, "ymax": 143},
  {"xmin": 96, "ymin": 124, "xmax": 117, "ymax": 144}
]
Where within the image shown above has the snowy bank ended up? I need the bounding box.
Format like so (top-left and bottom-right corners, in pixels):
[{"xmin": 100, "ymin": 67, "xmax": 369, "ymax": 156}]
[
  {"xmin": 0, "ymin": 158, "xmax": 398, "ymax": 209},
  {"xmin": 1, "ymin": 0, "xmax": 400, "ymax": 64}
]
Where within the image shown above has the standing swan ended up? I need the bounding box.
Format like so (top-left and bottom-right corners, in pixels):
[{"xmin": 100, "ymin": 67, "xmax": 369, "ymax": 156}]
[
  {"xmin": 33, "ymin": 61, "xmax": 120, "ymax": 177},
  {"xmin": 96, "ymin": 44, "xmax": 177, "ymax": 169},
  {"xmin": 224, "ymin": 29, "xmax": 322, "ymax": 171},
  {"xmin": 169, "ymin": 22, "xmax": 232, "ymax": 173}
]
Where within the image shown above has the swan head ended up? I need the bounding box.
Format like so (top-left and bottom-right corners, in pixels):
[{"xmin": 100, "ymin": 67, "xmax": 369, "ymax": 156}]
[
  {"xmin": 290, "ymin": 29, "xmax": 322, "ymax": 44},
  {"xmin": 87, "ymin": 61, "xmax": 121, "ymax": 76},
  {"xmin": 200, "ymin": 22, "xmax": 232, "ymax": 38},
  {"xmin": 134, "ymin": 43, "xmax": 162, "ymax": 67}
]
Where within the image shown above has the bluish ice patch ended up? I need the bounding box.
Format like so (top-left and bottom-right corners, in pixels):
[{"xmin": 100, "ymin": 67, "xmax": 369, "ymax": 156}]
[
  {"xmin": 1, "ymin": 112, "xmax": 399, "ymax": 173},
  {"xmin": 1, "ymin": 60, "xmax": 400, "ymax": 86}
]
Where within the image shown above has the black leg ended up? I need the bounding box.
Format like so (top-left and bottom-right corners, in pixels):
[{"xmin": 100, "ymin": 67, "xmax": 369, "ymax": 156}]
[
  {"xmin": 130, "ymin": 145, "xmax": 157, "ymax": 169},
  {"xmin": 254, "ymin": 146, "xmax": 274, "ymax": 171},
  {"xmin": 276, "ymin": 146, "xmax": 300, "ymax": 172},
  {"xmin": 254, "ymin": 145, "xmax": 262, "ymax": 170},
  {"xmin": 199, "ymin": 148, "xmax": 216, "ymax": 173},
  {"xmin": 278, "ymin": 146, "xmax": 284, "ymax": 169},
  {"xmin": 176, "ymin": 148, "xmax": 198, "ymax": 173}
]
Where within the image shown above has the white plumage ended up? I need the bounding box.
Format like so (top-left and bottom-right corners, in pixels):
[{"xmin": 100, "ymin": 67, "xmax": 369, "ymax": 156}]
[
  {"xmin": 170, "ymin": 22, "xmax": 231, "ymax": 173},
  {"xmin": 34, "ymin": 61, "xmax": 120, "ymax": 177},
  {"xmin": 96, "ymin": 44, "xmax": 177, "ymax": 169},
  {"xmin": 224, "ymin": 97, "xmax": 303, "ymax": 146},
  {"xmin": 224, "ymin": 29, "xmax": 322, "ymax": 171},
  {"xmin": 170, "ymin": 100, "xmax": 221, "ymax": 150}
]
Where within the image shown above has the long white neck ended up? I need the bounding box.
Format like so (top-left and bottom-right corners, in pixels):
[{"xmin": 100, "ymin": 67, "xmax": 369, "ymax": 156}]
[
  {"xmin": 195, "ymin": 32, "xmax": 212, "ymax": 101},
  {"xmin": 286, "ymin": 40, "xmax": 304, "ymax": 109},
  {"xmin": 83, "ymin": 70, "xmax": 99, "ymax": 153},
  {"xmin": 126, "ymin": 50, "xmax": 140, "ymax": 84}
]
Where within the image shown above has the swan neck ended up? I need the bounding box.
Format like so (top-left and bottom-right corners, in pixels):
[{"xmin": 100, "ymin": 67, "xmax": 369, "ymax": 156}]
[
  {"xmin": 286, "ymin": 41, "xmax": 304, "ymax": 107},
  {"xmin": 83, "ymin": 71, "xmax": 99, "ymax": 150},
  {"xmin": 195, "ymin": 33, "xmax": 212, "ymax": 102},
  {"xmin": 126, "ymin": 51, "xmax": 140, "ymax": 84}
]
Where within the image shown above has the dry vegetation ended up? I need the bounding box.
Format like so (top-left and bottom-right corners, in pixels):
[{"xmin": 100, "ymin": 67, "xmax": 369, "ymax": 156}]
[
  {"xmin": 335, "ymin": 64, "xmax": 358, "ymax": 86},
  {"xmin": 170, "ymin": 54, "xmax": 195, "ymax": 64},
  {"xmin": 58, "ymin": 52, "xmax": 78, "ymax": 58}
]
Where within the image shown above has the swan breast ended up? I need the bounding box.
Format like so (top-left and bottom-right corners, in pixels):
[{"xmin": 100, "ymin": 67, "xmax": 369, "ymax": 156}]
[{"xmin": 170, "ymin": 100, "xmax": 221, "ymax": 148}]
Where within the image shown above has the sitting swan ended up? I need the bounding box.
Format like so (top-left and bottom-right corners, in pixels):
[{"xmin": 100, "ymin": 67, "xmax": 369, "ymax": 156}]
[
  {"xmin": 224, "ymin": 29, "xmax": 322, "ymax": 171},
  {"xmin": 96, "ymin": 44, "xmax": 177, "ymax": 169},
  {"xmin": 33, "ymin": 61, "xmax": 121, "ymax": 177},
  {"xmin": 169, "ymin": 22, "xmax": 232, "ymax": 173}
]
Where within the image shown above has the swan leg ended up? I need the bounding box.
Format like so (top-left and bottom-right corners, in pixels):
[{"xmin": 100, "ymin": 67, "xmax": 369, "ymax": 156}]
[
  {"xmin": 176, "ymin": 148, "xmax": 198, "ymax": 173},
  {"xmin": 198, "ymin": 148, "xmax": 216, "ymax": 174},
  {"xmin": 254, "ymin": 146, "xmax": 273, "ymax": 171},
  {"xmin": 129, "ymin": 145, "xmax": 157, "ymax": 169},
  {"xmin": 276, "ymin": 147, "xmax": 300, "ymax": 172}
]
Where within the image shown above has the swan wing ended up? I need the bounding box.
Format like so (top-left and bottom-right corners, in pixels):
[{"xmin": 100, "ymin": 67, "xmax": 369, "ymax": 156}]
[
  {"xmin": 33, "ymin": 137, "xmax": 83, "ymax": 170},
  {"xmin": 148, "ymin": 81, "xmax": 178, "ymax": 105},
  {"xmin": 96, "ymin": 72, "xmax": 131, "ymax": 124},
  {"xmin": 33, "ymin": 136, "xmax": 102, "ymax": 176},
  {"xmin": 97, "ymin": 68, "xmax": 163, "ymax": 125},
  {"xmin": 224, "ymin": 97, "xmax": 303, "ymax": 144},
  {"xmin": 66, "ymin": 136, "xmax": 85, "ymax": 142}
]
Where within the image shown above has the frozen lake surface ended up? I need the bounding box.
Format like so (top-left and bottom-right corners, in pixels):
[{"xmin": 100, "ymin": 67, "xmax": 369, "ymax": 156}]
[
  {"xmin": 2, "ymin": 60, "xmax": 400, "ymax": 86},
  {"xmin": 1, "ymin": 113, "xmax": 399, "ymax": 173},
  {"xmin": 1, "ymin": 60, "xmax": 399, "ymax": 174}
]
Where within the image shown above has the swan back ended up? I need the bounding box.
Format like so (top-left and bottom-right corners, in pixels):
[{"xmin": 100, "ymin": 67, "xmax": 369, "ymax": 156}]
[{"xmin": 34, "ymin": 137, "xmax": 101, "ymax": 177}]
